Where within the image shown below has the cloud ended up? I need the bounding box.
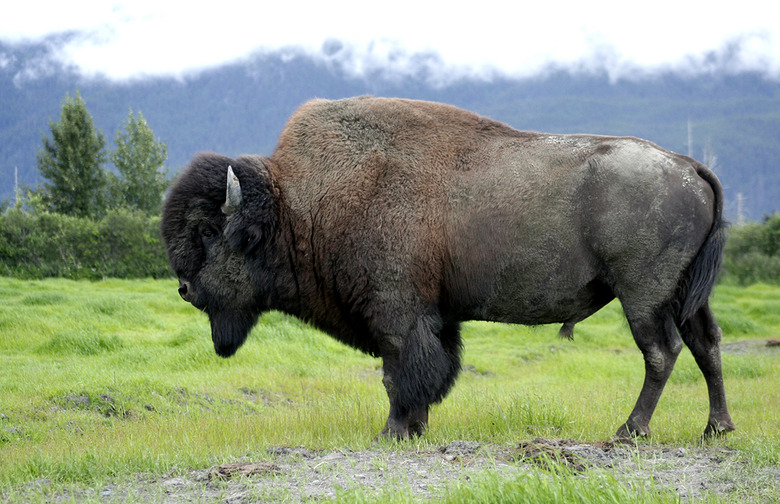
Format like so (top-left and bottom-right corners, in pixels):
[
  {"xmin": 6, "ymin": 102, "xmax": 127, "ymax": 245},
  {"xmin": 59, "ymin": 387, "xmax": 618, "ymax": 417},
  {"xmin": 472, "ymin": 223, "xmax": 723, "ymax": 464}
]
[
  {"xmin": 0, "ymin": 52, "xmax": 12, "ymax": 70},
  {"xmin": 2, "ymin": 1, "xmax": 780, "ymax": 82}
]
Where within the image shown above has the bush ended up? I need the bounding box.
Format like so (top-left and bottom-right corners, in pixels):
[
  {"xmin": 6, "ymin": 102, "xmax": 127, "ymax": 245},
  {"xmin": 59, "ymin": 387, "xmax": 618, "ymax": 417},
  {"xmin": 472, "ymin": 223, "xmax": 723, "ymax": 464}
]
[
  {"xmin": 96, "ymin": 211, "xmax": 169, "ymax": 278},
  {"xmin": 723, "ymin": 251, "xmax": 780, "ymax": 285},
  {"xmin": 721, "ymin": 213, "xmax": 780, "ymax": 285},
  {"xmin": 0, "ymin": 208, "xmax": 170, "ymax": 279}
]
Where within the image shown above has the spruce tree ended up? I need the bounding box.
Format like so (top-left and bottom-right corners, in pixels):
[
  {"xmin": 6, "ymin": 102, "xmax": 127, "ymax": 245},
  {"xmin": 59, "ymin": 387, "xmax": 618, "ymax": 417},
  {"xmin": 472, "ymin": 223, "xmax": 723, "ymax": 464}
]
[
  {"xmin": 36, "ymin": 91, "xmax": 107, "ymax": 218},
  {"xmin": 110, "ymin": 110, "xmax": 169, "ymax": 215}
]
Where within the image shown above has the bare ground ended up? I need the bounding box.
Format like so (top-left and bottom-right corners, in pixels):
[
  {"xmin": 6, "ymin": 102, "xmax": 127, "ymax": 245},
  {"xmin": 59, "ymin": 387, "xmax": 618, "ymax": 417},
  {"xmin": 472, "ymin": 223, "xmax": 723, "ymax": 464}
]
[{"xmin": 19, "ymin": 438, "xmax": 779, "ymax": 503}]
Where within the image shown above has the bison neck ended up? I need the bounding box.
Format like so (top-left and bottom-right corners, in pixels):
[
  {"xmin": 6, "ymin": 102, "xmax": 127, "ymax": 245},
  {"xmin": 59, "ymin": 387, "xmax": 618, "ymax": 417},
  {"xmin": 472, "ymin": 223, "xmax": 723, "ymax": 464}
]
[{"xmin": 263, "ymin": 210, "xmax": 383, "ymax": 357}]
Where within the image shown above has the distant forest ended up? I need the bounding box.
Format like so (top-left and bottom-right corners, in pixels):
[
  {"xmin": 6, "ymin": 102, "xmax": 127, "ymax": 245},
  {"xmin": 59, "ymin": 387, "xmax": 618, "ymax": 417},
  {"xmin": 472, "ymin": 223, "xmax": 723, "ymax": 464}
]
[{"xmin": 2, "ymin": 41, "xmax": 779, "ymax": 220}]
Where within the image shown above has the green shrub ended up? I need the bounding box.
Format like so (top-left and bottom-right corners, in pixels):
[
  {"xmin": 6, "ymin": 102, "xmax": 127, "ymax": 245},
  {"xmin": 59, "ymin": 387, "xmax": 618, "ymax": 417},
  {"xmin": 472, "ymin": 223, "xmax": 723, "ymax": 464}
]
[
  {"xmin": 0, "ymin": 208, "xmax": 170, "ymax": 279},
  {"xmin": 722, "ymin": 214, "xmax": 780, "ymax": 285},
  {"xmin": 95, "ymin": 210, "xmax": 169, "ymax": 278}
]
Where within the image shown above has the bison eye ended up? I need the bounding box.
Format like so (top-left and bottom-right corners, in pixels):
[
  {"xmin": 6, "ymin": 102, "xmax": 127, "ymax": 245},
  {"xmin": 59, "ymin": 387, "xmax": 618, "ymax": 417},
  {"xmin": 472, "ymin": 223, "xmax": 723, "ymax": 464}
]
[{"xmin": 199, "ymin": 223, "xmax": 220, "ymax": 246}]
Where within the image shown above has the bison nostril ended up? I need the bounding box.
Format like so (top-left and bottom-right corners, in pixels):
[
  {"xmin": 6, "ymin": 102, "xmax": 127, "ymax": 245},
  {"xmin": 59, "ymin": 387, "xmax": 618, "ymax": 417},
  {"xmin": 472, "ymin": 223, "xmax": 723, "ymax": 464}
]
[{"xmin": 178, "ymin": 280, "xmax": 191, "ymax": 300}]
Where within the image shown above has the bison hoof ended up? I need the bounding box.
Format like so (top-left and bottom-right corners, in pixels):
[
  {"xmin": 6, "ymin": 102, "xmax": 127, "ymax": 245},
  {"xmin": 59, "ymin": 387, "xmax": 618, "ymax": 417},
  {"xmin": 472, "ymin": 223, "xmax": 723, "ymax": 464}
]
[
  {"xmin": 615, "ymin": 420, "xmax": 650, "ymax": 441},
  {"xmin": 701, "ymin": 418, "xmax": 736, "ymax": 440},
  {"xmin": 373, "ymin": 429, "xmax": 407, "ymax": 443},
  {"xmin": 375, "ymin": 419, "xmax": 427, "ymax": 441}
]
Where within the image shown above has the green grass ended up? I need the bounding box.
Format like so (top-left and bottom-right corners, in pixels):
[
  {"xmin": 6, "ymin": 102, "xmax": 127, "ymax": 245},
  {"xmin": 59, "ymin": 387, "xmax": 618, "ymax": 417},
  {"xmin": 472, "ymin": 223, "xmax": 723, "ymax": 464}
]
[{"xmin": 0, "ymin": 278, "xmax": 778, "ymax": 502}]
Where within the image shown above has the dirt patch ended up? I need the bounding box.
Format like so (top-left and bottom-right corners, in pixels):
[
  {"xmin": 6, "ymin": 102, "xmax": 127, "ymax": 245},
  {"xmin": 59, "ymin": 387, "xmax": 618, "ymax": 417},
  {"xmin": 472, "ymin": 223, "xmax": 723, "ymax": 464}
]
[
  {"xmin": 722, "ymin": 338, "xmax": 780, "ymax": 354},
  {"xmin": 18, "ymin": 439, "xmax": 778, "ymax": 503},
  {"xmin": 513, "ymin": 438, "xmax": 779, "ymax": 500}
]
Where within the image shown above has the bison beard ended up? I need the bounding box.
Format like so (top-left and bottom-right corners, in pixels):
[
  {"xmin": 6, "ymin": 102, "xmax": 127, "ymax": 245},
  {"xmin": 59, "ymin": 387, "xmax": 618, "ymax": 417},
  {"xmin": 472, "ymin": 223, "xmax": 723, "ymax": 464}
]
[
  {"xmin": 209, "ymin": 310, "xmax": 258, "ymax": 358},
  {"xmin": 161, "ymin": 96, "xmax": 736, "ymax": 442}
]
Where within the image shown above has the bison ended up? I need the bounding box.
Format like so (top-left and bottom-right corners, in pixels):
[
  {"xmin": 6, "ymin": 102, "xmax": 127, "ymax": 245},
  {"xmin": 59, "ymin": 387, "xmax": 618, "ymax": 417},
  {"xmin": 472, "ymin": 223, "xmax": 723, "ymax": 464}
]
[{"xmin": 161, "ymin": 96, "xmax": 735, "ymax": 440}]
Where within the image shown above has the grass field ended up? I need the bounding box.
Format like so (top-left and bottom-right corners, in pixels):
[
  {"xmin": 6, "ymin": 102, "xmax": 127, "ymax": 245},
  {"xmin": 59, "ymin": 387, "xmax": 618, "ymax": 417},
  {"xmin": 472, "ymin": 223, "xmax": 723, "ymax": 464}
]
[{"xmin": 0, "ymin": 277, "xmax": 778, "ymax": 502}]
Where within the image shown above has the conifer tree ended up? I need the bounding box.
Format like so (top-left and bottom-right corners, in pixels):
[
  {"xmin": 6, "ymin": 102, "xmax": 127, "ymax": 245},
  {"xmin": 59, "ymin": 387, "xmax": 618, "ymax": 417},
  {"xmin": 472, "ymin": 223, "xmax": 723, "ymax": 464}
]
[
  {"xmin": 37, "ymin": 90, "xmax": 107, "ymax": 218},
  {"xmin": 110, "ymin": 110, "xmax": 169, "ymax": 215}
]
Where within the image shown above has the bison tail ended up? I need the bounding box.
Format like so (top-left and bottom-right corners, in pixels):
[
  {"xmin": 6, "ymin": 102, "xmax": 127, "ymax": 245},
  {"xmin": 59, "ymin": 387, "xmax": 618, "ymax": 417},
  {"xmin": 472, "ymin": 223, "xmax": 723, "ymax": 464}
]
[{"xmin": 675, "ymin": 163, "xmax": 727, "ymax": 325}]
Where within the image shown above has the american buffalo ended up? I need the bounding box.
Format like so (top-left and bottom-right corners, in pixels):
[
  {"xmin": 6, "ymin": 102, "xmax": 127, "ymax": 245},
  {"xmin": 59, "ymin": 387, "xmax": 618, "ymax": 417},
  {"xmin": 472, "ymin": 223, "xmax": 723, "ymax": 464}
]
[{"xmin": 161, "ymin": 96, "xmax": 734, "ymax": 440}]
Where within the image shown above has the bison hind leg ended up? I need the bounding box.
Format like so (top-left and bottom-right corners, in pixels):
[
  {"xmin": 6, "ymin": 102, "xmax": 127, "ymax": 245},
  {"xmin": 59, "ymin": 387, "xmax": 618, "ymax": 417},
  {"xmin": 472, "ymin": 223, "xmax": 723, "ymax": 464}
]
[
  {"xmin": 378, "ymin": 310, "xmax": 462, "ymax": 440},
  {"xmin": 616, "ymin": 305, "xmax": 682, "ymax": 440},
  {"xmin": 678, "ymin": 302, "xmax": 735, "ymax": 439}
]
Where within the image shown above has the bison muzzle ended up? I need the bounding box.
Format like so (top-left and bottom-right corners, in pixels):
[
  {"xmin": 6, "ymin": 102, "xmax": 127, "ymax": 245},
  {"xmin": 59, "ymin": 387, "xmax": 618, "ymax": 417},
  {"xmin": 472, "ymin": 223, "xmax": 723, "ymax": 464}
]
[{"xmin": 161, "ymin": 96, "xmax": 735, "ymax": 440}]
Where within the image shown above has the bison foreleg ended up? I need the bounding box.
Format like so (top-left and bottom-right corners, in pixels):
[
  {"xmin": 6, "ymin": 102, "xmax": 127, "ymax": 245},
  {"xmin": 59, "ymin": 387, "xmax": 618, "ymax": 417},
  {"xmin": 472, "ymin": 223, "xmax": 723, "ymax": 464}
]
[
  {"xmin": 378, "ymin": 396, "xmax": 428, "ymax": 440},
  {"xmin": 376, "ymin": 313, "xmax": 462, "ymax": 440},
  {"xmin": 617, "ymin": 308, "xmax": 682, "ymax": 440}
]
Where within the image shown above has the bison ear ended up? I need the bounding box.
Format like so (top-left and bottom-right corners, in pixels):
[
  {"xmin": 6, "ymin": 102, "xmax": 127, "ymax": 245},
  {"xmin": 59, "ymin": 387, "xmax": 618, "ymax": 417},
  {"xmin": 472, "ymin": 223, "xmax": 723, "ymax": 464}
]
[
  {"xmin": 226, "ymin": 222, "xmax": 266, "ymax": 255},
  {"xmin": 221, "ymin": 166, "xmax": 242, "ymax": 215}
]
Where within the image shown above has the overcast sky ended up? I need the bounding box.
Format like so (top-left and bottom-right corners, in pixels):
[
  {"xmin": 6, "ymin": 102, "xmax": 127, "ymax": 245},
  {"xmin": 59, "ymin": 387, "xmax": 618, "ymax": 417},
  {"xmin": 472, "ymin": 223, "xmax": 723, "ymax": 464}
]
[{"xmin": 2, "ymin": 1, "xmax": 779, "ymax": 82}]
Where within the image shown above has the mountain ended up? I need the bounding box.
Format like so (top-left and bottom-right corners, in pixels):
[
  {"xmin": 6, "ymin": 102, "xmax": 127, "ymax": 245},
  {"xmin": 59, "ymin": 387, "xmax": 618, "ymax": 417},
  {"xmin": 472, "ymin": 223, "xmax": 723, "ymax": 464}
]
[{"xmin": 1, "ymin": 42, "xmax": 779, "ymax": 220}]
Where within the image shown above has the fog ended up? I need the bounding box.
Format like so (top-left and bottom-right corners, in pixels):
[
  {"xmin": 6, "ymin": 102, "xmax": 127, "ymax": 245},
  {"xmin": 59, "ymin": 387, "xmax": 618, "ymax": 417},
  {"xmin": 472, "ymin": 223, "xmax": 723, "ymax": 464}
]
[{"xmin": 2, "ymin": 1, "xmax": 779, "ymax": 83}]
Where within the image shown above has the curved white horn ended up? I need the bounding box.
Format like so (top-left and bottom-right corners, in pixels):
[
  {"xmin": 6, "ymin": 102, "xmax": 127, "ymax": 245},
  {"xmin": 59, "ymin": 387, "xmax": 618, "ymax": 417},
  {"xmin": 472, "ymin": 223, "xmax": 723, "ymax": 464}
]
[{"xmin": 221, "ymin": 165, "xmax": 242, "ymax": 215}]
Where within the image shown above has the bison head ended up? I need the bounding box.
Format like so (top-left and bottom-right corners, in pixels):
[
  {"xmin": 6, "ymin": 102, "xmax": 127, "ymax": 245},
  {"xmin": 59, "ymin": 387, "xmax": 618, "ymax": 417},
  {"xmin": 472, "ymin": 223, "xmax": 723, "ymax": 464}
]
[{"xmin": 161, "ymin": 153, "xmax": 278, "ymax": 357}]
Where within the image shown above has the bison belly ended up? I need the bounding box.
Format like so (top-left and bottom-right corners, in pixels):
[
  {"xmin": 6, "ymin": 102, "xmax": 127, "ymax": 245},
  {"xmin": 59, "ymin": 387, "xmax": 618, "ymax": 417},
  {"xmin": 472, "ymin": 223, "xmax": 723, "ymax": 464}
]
[{"xmin": 443, "ymin": 221, "xmax": 611, "ymax": 326}]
